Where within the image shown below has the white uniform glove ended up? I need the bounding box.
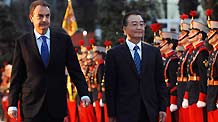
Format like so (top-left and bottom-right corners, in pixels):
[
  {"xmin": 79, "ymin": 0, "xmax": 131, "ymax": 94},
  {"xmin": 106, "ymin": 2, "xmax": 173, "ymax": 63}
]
[
  {"xmin": 100, "ymin": 98, "xmax": 104, "ymax": 107},
  {"xmin": 170, "ymin": 104, "xmax": 178, "ymax": 112},
  {"xmin": 2, "ymin": 96, "xmax": 8, "ymax": 102},
  {"xmin": 182, "ymin": 99, "xmax": 188, "ymax": 108},
  {"xmin": 216, "ymin": 103, "xmax": 218, "ymax": 109},
  {"xmin": 196, "ymin": 101, "xmax": 206, "ymax": 108},
  {"xmin": 8, "ymin": 107, "xmax": 18, "ymax": 120},
  {"xmin": 93, "ymin": 102, "xmax": 96, "ymax": 107},
  {"xmin": 81, "ymin": 96, "xmax": 91, "ymax": 107}
]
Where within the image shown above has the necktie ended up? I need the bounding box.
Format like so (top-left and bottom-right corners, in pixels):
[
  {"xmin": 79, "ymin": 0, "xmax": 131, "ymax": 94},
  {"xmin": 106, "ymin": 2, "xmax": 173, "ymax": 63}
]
[
  {"xmin": 40, "ymin": 36, "xmax": 49, "ymax": 67},
  {"xmin": 133, "ymin": 45, "xmax": 141, "ymax": 74}
]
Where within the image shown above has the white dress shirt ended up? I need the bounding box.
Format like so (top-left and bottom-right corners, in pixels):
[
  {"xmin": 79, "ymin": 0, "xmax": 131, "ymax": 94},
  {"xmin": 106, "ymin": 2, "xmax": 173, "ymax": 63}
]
[
  {"xmin": 126, "ymin": 39, "xmax": 142, "ymax": 59},
  {"xmin": 34, "ymin": 28, "xmax": 51, "ymax": 54}
]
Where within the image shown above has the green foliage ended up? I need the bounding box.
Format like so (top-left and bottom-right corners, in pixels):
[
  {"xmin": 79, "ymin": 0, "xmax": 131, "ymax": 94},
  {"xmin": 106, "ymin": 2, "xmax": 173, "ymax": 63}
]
[
  {"xmin": 96, "ymin": 0, "xmax": 125, "ymax": 45},
  {"xmin": 201, "ymin": 0, "xmax": 218, "ymax": 21},
  {"xmin": 0, "ymin": 4, "xmax": 19, "ymax": 64},
  {"xmin": 178, "ymin": 0, "xmax": 199, "ymax": 15},
  {"xmin": 96, "ymin": 0, "xmax": 158, "ymax": 45}
]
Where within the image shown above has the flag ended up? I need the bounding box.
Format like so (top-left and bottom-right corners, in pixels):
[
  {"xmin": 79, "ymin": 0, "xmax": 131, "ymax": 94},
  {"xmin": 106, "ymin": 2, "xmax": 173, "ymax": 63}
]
[{"xmin": 62, "ymin": 0, "xmax": 78, "ymax": 36}]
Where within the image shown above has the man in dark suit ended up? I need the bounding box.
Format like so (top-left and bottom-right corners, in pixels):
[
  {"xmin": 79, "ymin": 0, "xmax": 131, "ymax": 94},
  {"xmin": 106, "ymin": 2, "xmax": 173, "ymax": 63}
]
[
  {"xmin": 105, "ymin": 11, "xmax": 167, "ymax": 122},
  {"xmin": 7, "ymin": 1, "xmax": 90, "ymax": 122}
]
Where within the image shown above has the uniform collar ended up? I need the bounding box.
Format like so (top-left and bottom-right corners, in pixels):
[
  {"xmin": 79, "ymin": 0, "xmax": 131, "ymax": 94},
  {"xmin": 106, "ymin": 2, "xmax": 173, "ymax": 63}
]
[
  {"xmin": 193, "ymin": 41, "xmax": 204, "ymax": 49},
  {"xmin": 165, "ymin": 50, "xmax": 175, "ymax": 58},
  {"xmin": 184, "ymin": 43, "xmax": 193, "ymax": 51},
  {"xmin": 214, "ymin": 44, "xmax": 218, "ymax": 51},
  {"xmin": 162, "ymin": 54, "xmax": 166, "ymax": 58}
]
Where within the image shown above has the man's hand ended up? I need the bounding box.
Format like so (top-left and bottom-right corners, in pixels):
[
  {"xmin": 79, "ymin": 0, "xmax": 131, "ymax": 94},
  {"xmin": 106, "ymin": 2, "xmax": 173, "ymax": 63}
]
[
  {"xmin": 81, "ymin": 96, "xmax": 91, "ymax": 107},
  {"xmin": 196, "ymin": 101, "xmax": 206, "ymax": 108},
  {"xmin": 63, "ymin": 116, "xmax": 69, "ymax": 122},
  {"xmin": 182, "ymin": 99, "xmax": 188, "ymax": 108},
  {"xmin": 216, "ymin": 103, "xmax": 218, "ymax": 109},
  {"xmin": 109, "ymin": 117, "xmax": 116, "ymax": 122},
  {"xmin": 170, "ymin": 104, "xmax": 178, "ymax": 112},
  {"xmin": 159, "ymin": 111, "xmax": 166, "ymax": 122},
  {"xmin": 8, "ymin": 109, "xmax": 17, "ymax": 119}
]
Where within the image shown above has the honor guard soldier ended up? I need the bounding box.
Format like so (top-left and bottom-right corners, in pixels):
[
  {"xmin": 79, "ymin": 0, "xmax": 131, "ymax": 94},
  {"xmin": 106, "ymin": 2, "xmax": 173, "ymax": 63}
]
[
  {"xmin": 92, "ymin": 46, "xmax": 106, "ymax": 103},
  {"xmin": 206, "ymin": 9, "xmax": 218, "ymax": 122},
  {"xmin": 92, "ymin": 46, "xmax": 106, "ymax": 122},
  {"xmin": 182, "ymin": 10, "xmax": 209, "ymax": 122},
  {"xmin": 177, "ymin": 13, "xmax": 192, "ymax": 122},
  {"xmin": 77, "ymin": 45, "xmax": 97, "ymax": 122},
  {"xmin": 84, "ymin": 46, "xmax": 95, "ymax": 95},
  {"xmin": 159, "ymin": 32, "xmax": 179, "ymax": 122},
  {"xmin": 1, "ymin": 64, "xmax": 15, "ymax": 121}
]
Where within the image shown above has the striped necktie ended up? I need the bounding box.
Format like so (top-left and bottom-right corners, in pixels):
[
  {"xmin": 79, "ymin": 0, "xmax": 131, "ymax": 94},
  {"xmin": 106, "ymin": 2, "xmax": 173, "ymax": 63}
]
[{"xmin": 133, "ymin": 45, "xmax": 141, "ymax": 74}]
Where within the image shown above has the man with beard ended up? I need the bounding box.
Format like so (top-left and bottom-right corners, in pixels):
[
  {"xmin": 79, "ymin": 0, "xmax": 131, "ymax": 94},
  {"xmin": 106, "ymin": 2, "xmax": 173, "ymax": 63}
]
[{"xmin": 7, "ymin": 1, "xmax": 90, "ymax": 122}]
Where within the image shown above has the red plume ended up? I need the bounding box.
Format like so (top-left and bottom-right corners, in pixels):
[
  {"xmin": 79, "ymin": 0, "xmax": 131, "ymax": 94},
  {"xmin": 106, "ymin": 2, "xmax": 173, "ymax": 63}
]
[
  {"xmin": 150, "ymin": 23, "xmax": 161, "ymax": 32},
  {"xmin": 180, "ymin": 13, "xmax": 189, "ymax": 20},
  {"xmin": 108, "ymin": 41, "xmax": 112, "ymax": 46},
  {"xmin": 86, "ymin": 45, "xmax": 91, "ymax": 51},
  {"xmin": 89, "ymin": 38, "xmax": 95, "ymax": 45},
  {"xmin": 79, "ymin": 40, "xmax": 84, "ymax": 46},
  {"xmin": 118, "ymin": 37, "xmax": 125, "ymax": 44},
  {"xmin": 205, "ymin": 9, "xmax": 213, "ymax": 17},
  {"xmin": 189, "ymin": 10, "xmax": 197, "ymax": 17},
  {"xmin": 104, "ymin": 40, "xmax": 112, "ymax": 47}
]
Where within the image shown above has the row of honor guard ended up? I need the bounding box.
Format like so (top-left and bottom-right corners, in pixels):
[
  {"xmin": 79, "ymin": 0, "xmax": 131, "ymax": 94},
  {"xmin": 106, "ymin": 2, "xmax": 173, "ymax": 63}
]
[
  {"xmin": 66, "ymin": 40, "xmax": 111, "ymax": 122},
  {"xmin": 150, "ymin": 9, "xmax": 218, "ymax": 122},
  {"xmin": 65, "ymin": 9, "xmax": 218, "ymax": 122}
]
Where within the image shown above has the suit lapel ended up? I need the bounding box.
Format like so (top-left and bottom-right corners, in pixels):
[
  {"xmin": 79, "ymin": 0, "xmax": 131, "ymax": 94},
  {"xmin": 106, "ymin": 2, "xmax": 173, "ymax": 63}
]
[
  {"xmin": 141, "ymin": 43, "xmax": 148, "ymax": 75},
  {"xmin": 47, "ymin": 30, "xmax": 57, "ymax": 68},
  {"xmin": 121, "ymin": 43, "xmax": 138, "ymax": 76},
  {"xmin": 30, "ymin": 32, "xmax": 44, "ymax": 65},
  {"xmin": 30, "ymin": 30, "xmax": 55, "ymax": 68}
]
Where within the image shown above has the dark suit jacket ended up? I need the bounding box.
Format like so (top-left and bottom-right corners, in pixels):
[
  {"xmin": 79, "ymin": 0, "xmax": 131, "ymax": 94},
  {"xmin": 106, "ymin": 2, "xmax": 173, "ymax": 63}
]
[
  {"xmin": 8, "ymin": 28, "xmax": 88, "ymax": 118},
  {"xmin": 105, "ymin": 42, "xmax": 167, "ymax": 122}
]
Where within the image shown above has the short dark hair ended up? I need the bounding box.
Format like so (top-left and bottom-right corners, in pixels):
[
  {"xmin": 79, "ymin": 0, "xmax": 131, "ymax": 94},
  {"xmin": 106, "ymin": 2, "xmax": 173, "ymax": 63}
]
[
  {"xmin": 29, "ymin": 0, "xmax": 50, "ymax": 16},
  {"xmin": 122, "ymin": 11, "xmax": 143, "ymax": 27}
]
